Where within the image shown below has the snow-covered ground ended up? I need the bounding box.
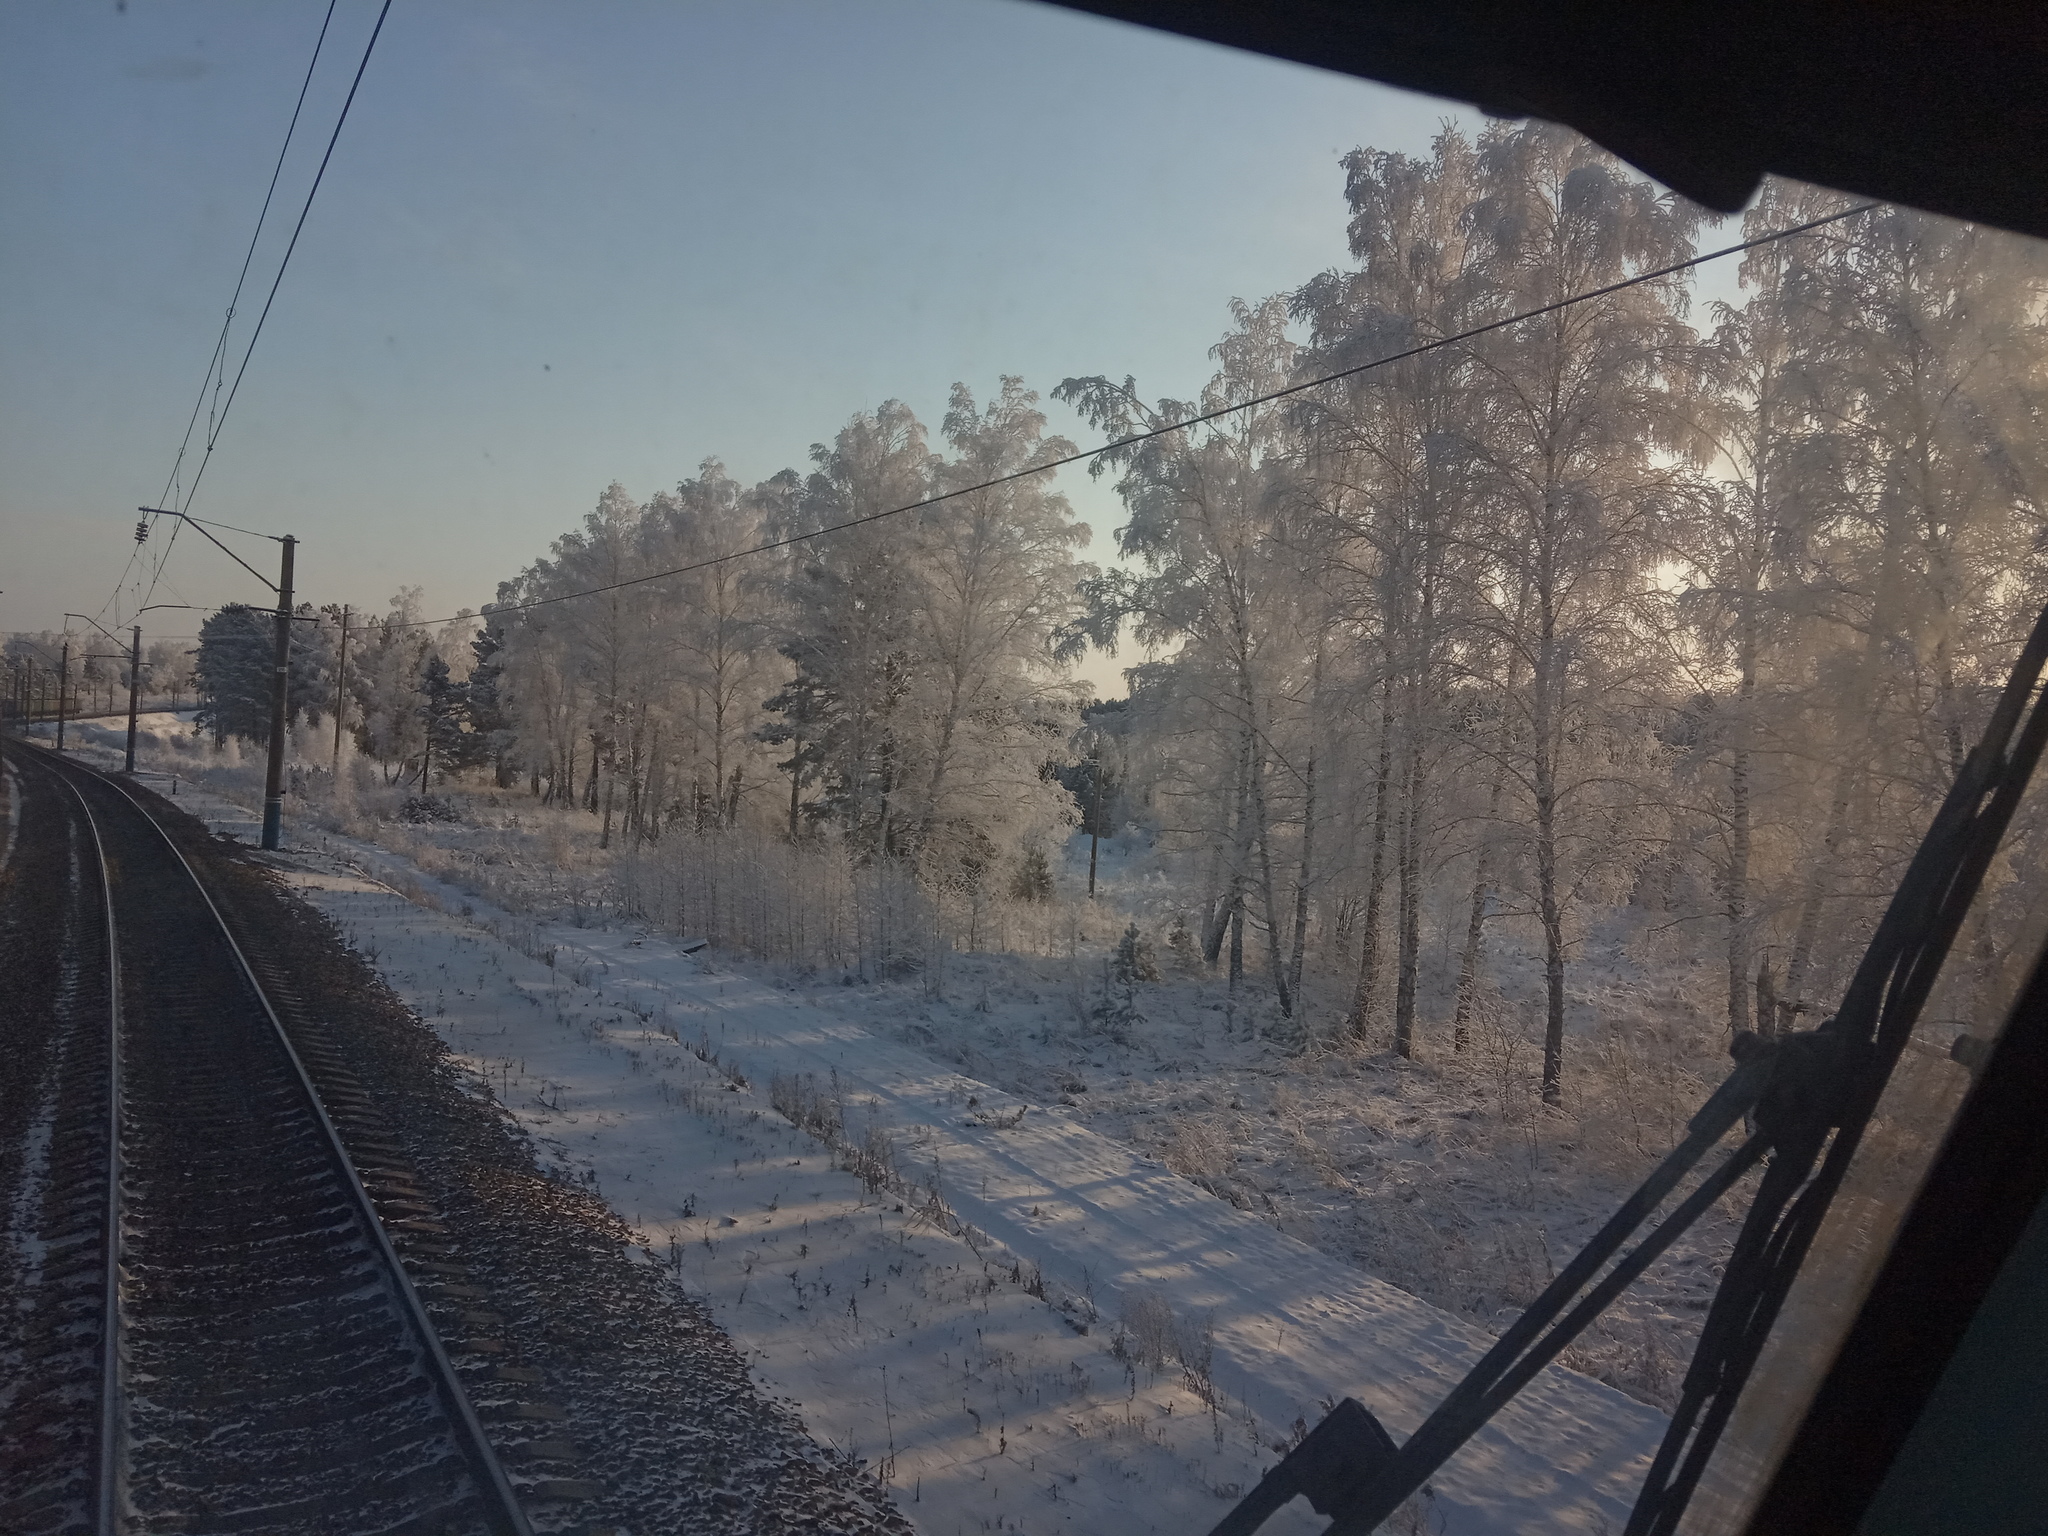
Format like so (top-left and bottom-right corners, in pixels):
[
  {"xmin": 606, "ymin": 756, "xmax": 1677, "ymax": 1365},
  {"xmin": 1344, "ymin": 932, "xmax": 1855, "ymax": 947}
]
[
  {"xmin": 26, "ymin": 729, "xmax": 1680, "ymax": 1536},
  {"xmin": 872, "ymin": 943, "xmax": 1738, "ymax": 1414}
]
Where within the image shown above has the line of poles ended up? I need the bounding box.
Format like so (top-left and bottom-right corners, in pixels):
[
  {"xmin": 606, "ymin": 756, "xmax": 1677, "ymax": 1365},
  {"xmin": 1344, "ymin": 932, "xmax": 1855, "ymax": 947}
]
[
  {"xmin": 7, "ymin": 524, "xmax": 308, "ymax": 847},
  {"xmin": 6, "ymin": 625, "xmax": 144, "ymax": 770},
  {"xmin": 4, "ymin": 645, "xmax": 75, "ymax": 743}
]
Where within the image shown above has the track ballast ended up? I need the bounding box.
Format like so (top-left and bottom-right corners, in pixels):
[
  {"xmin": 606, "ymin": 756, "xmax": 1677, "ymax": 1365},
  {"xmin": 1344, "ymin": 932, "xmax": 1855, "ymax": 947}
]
[{"xmin": 0, "ymin": 745, "xmax": 529, "ymax": 1536}]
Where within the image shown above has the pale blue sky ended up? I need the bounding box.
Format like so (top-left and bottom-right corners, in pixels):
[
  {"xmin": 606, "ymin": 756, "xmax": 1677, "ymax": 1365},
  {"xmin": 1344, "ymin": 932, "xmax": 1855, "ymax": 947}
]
[{"xmin": 0, "ymin": 0, "xmax": 1731, "ymax": 693}]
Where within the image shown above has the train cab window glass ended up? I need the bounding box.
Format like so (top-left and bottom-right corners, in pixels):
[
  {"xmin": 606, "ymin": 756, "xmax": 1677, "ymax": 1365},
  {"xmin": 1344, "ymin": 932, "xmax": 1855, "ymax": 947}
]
[{"xmin": 9, "ymin": 6, "xmax": 2048, "ymax": 1534}]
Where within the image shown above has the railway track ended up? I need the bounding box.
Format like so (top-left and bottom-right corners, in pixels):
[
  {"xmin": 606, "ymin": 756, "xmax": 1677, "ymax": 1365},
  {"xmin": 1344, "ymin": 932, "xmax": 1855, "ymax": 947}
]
[{"xmin": 0, "ymin": 744, "xmax": 533, "ymax": 1536}]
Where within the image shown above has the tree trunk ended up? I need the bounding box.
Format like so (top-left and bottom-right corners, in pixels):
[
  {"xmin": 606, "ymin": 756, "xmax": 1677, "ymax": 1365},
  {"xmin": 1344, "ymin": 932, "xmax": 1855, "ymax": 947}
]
[
  {"xmin": 1533, "ymin": 603, "xmax": 1566, "ymax": 1106},
  {"xmin": 1288, "ymin": 737, "xmax": 1316, "ymax": 1000},
  {"xmin": 1784, "ymin": 770, "xmax": 1852, "ymax": 1005},
  {"xmin": 1346, "ymin": 674, "xmax": 1396, "ymax": 1043},
  {"xmin": 1228, "ymin": 901, "xmax": 1245, "ymax": 993},
  {"xmin": 1244, "ymin": 736, "xmax": 1294, "ymax": 1017},
  {"xmin": 1393, "ymin": 503, "xmax": 1443, "ymax": 1058},
  {"xmin": 1205, "ymin": 733, "xmax": 1253, "ymax": 966},
  {"xmin": 1535, "ymin": 776, "xmax": 1566, "ymax": 1103},
  {"xmin": 917, "ymin": 672, "xmax": 967, "ymax": 859},
  {"xmin": 1726, "ymin": 643, "xmax": 1756, "ymax": 1037},
  {"xmin": 1451, "ymin": 864, "xmax": 1489, "ymax": 1054},
  {"xmin": 1454, "ymin": 580, "xmax": 1530, "ymax": 1053},
  {"xmin": 787, "ymin": 733, "xmax": 803, "ymax": 841},
  {"xmin": 642, "ymin": 723, "xmax": 664, "ymax": 843},
  {"xmin": 1755, "ymin": 954, "xmax": 1780, "ymax": 1042},
  {"xmin": 1288, "ymin": 642, "xmax": 1325, "ymax": 1000},
  {"xmin": 712, "ymin": 691, "xmax": 728, "ymax": 828},
  {"xmin": 1197, "ymin": 795, "xmax": 1230, "ymax": 963},
  {"xmin": 1393, "ymin": 754, "xmax": 1422, "ymax": 1058},
  {"xmin": 1452, "ymin": 769, "xmax": 1506, "ymax": 1052}
]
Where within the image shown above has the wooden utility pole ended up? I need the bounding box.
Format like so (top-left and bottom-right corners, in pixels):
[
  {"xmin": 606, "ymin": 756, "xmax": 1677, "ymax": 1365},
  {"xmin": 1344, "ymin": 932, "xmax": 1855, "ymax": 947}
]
[
  {"xmin": 124, "ymin": 625, "xmax": 142, "ymax": 773},
  {"xmin": 333, "ymin": 605, "xmax": 349, "ymax": 782},
  {"xmin": 56, "ymin": 640, "xmax": 69, "ymax": 751},
  {"xmin": 261, "ymin": 536, "xmax": 296, "ymax": 850}
]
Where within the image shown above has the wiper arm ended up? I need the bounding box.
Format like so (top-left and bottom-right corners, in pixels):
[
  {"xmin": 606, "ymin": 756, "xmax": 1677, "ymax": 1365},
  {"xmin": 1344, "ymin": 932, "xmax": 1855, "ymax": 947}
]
[{"xmin": 1208, "ymin": 597, "xmax": 2048, "ymax": 1536}]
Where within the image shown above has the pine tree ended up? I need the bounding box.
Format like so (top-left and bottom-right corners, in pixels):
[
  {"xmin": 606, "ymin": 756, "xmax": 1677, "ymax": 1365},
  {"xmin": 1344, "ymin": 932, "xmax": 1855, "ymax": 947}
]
[
  {"xmin": 416, "ymin": 653, "xmax": 469, "ymax": 787},
  {"xmin": 193, "ymin": 603, "xmax": 327, "ymax": 747},
  {"xmin": 466, "ymin": 620, "xmax": 517, "ymax": 785}
]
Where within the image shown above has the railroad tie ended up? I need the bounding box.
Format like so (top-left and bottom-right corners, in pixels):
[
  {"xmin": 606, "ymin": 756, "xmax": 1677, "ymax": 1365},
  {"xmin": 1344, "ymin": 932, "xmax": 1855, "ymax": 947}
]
[
  {"xmin": 515, "ymin": 1439, "xmax": 577, "ymax": 1462},
  {"xmin": 530, "ymin": 1479, "xmax": 606, "ymax": 1502},
  {"xmin": 500, "ymin": 1402, "xmax": 569, "ymax": 1422}
]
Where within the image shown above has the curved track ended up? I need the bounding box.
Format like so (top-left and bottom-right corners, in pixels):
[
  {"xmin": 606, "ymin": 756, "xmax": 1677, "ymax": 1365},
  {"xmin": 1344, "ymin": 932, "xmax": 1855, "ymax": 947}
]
[{"xmin": 0, "ymin": 744, "xmax": 531, "ymax": 1536}]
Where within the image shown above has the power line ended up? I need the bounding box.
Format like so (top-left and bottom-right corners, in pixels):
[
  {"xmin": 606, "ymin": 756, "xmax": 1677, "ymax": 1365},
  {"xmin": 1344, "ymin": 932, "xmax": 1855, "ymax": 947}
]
[
  {"xmin": 156, "ymin": 0, "xmax": 340, "ymax": 518},
  {"xmin": 165, "ymin": 510, "xmax": 294, "ymax": 544},
  {"xmin": 137, "ymin": 0, "xmax": 393, "ymax": 614},
  {"xmin": 122, "ymin": 0, "xmax": 340, "ymax": 627},
  {"xmin": 382, "ymin": 199, "xmax": 1877, "ymax": 633},
  {"xmin": 174, "ymin": 0, "xmax": 394, "ymax": 516}
]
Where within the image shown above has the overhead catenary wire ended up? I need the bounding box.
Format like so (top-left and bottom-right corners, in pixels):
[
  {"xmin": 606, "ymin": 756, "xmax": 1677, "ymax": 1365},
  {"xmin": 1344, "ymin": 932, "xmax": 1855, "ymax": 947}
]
[
  {"xmin": 375, "ymin": 200, "xmax": 1877, "ymax": 634},
  {"xmin": 170, "ymin": 0, "xmax": 394, "ymax": 517},
  {"xmin": 136, "ymin": 0, "xmax": 393, "ymax": 616},
  {"xmin": 155, "ymin": 0, "xmax": 341, "ymax": 519},
  {"xmin": 118, "ymin": 0, "xmax": 340, "ymax": 628}
]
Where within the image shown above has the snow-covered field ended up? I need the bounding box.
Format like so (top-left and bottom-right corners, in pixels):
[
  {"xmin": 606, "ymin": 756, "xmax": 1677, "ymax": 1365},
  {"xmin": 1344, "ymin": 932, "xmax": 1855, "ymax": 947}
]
[
  {"xmin": 886, "ymin": 943, "xmax": 1739, "ymax": 1414},
  {"xmin": 80, "ymin": 713, "xmax": 1741, "ymax": 1409},
  {"xmin": 28, "ymin": 725, "xmax": 1689, "ymax": 1535}
]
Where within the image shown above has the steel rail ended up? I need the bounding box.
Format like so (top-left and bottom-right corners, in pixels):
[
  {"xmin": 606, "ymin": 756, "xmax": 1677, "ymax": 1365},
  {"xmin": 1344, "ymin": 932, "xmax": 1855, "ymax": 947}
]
[
  {"xmin": 28, "ymin": 746, "xmax": 534, "ymax": 1536},
  {"xmin": 27, "ymin": 749, "xmax": 129, "ymax": 1535},
  {"xmin": 73, "ymin": 775, "xmax": 122, "ymax": 1536}
]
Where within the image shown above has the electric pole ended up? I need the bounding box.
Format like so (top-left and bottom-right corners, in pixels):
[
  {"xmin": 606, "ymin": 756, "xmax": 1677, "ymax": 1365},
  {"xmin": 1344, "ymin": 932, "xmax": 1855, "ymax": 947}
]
[
  {"xmin": 56, "ymin": 639, "xmax": 69, "ymax": 751},
  {"xmin": 333, "ymin": 605, "xmax": 349, "ymax": 782},
  {"xmin": 262, "ymin": 535, "xmax": 297, "ymax": 850},
  {"xmin": 125, "ymin": 625, "xmax": 142, "ymax": 773},
  {"xmin": 136, "ymin": 507, "xmax": 300, "ymax": 845}
]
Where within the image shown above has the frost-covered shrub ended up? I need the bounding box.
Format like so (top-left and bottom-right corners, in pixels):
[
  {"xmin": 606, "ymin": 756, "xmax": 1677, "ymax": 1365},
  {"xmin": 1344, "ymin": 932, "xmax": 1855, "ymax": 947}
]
[
  {"xmin": 1112, "ymin": 1289, "xmax": 1216, "ymax": 1403},
  {"xmin": 1177, "ymin": 1309, "xmax": 1217, "ymax": 1408},
  {"xmin": 399, "ymin": 794, "xmax": 462, "ymax": 824},
  {"xmin": 849, "ymin": 1123, "xmax": 898, "ymax": 1194},
  {"xmin": 1007, "ymin": 847, "xmax": 1054, "ymax": 903},
  {"xmin": 1090, "ymin": 961, "xmax": 1142, "ymax": 1043},
  {"xmin": 1118, "ymin": 1289, "xmax": 1177, "ymax": 1374},
  {"xmin": 768, "ymin": 1070, "xmax": 843, "ymax": 1143},
  {"xmin": 619, "ymin": 828, "xmax": 929, "ymax": 977},
  {"xmin": 1111, "ymin": 922, "xmax": 1160, "ymax": 984},
  {"xmin": 1161, "ymin": 1116, "xmax": 1230, "ymax": 1185}
]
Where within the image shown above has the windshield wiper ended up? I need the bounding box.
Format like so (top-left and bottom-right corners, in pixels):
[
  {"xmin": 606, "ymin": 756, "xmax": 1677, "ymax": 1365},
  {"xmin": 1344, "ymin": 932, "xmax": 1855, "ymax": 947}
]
[{"xmin": 1209, "ymin": 597, "xmax": 2048, "ymax": 1536}]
